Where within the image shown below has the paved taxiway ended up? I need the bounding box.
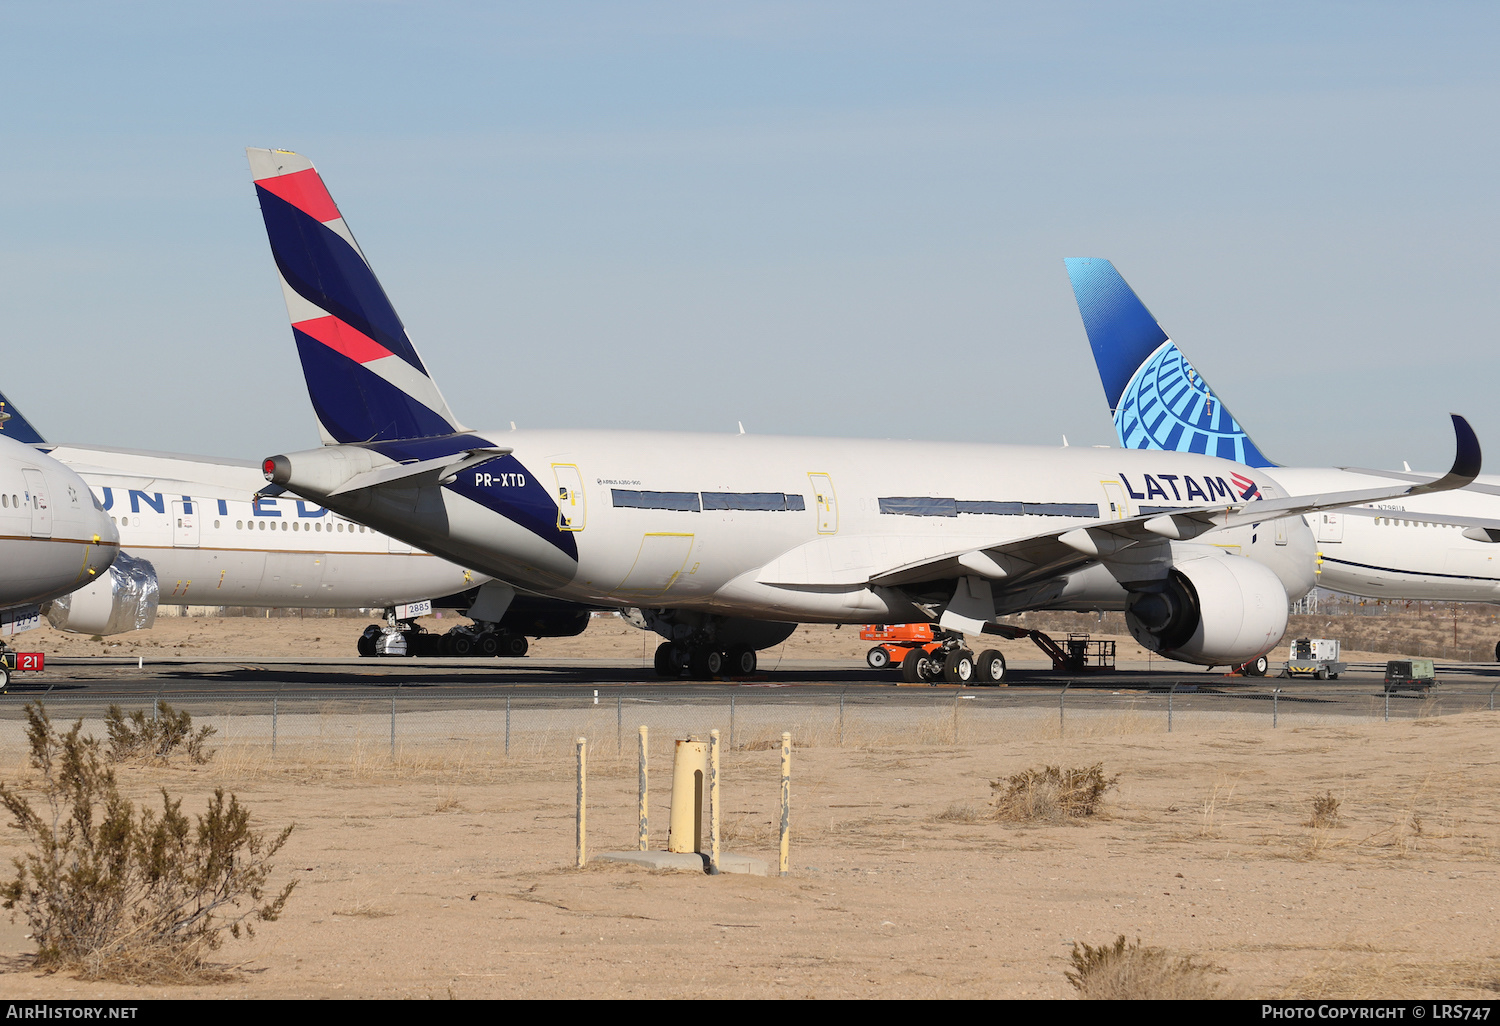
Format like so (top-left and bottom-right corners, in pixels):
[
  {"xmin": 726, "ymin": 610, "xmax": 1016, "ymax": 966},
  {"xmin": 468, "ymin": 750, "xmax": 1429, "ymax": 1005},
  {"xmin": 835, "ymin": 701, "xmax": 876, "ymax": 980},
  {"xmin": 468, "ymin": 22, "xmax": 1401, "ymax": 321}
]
[{"xmin": 1, "ymin": 658, "xmax": 1495, "ymax": 722}]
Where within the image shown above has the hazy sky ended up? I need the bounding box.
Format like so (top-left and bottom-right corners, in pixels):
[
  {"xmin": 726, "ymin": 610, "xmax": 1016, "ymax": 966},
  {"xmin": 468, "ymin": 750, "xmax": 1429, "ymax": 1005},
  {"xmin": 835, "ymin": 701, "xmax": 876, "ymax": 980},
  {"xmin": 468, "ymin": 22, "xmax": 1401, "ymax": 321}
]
[{"xmin": 2, "ymin": 2, "xmax": 1496, "ymax": 471}]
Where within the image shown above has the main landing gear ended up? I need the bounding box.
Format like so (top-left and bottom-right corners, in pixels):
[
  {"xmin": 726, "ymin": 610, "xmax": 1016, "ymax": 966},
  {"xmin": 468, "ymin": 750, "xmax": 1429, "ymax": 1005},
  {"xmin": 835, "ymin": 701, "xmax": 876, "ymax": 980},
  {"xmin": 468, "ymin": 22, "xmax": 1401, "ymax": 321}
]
[
  {"xmin": 357, "ymin": 619, "xmax": 530, "ymax": 658},
  {"xmin": 899, "ymin": 633, "xmax": 1007, "ymax": 686},
  {"xmin": 653, "ymin": 642, "xmax": 759, "ymax": 680}
]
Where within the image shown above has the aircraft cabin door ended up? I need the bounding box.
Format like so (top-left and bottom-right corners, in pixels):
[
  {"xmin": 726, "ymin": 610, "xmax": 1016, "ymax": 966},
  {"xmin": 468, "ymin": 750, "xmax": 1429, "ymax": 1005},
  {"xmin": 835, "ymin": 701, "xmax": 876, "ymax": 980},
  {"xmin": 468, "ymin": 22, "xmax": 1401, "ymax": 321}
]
[
  {"xmin": 809, "ymin": 473, "xmax": 838, "ymax": 534},
  {"xmin": 1316, "ymin": 512, "xmax": 1343, "ymax": 543},
  {"xmin": 1100, "ymin": 480, "xmax": 1130, "ymax": 520},
  {"xmin": 21, "ymin": 469, "xmax": 50, "ymax": 538},
  {"xmin": 171, "ymin": 501, "xmax": 199, "ymax": 548},
  {"xmin": 552, "ymin": 464, "xmax": 586, "ymax": 531}
]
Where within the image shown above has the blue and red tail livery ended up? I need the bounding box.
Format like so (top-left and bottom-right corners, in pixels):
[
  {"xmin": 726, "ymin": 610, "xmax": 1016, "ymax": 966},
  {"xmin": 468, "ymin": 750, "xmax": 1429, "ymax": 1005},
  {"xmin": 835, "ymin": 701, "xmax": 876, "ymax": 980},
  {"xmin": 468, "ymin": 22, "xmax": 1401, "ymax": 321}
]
[
  {"xmin": 248, "ymin": 148, "xmax": 464, "ymax": 445},
  {"xmin": 1065, "ymin": 257, "xmax": 1276, "ymax": 470}
]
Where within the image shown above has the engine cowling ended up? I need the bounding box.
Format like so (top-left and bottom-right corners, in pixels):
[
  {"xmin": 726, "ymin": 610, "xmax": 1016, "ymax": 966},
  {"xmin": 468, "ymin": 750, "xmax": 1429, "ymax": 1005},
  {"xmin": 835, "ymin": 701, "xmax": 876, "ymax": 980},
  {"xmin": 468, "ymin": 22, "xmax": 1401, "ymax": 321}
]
[
  {"xmin": 44, "ymin": 552, "xmax": 160, "ymax": 637},
  {"xmin": 1124, "ymin": 554, "xmax": 1288, "ymax": 667}
]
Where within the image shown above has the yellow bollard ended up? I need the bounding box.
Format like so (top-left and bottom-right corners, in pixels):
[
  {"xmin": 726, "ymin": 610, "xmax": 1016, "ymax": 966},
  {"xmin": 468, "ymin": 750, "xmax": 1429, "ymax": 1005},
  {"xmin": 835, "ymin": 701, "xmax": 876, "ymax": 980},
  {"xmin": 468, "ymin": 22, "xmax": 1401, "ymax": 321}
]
[
  {"xmin": 779, "ymin": 732, "xmax": 791, "ymax": 876},
  {"xmin": 668, "ymin": 738, "xmax": 708, "ymax": 854},
  {"xmin": 708, "ymin": 729, "xmax": 721, "ymax": 875},
  {"xmin": 637, "ymin": 725, "xmax": 649, "ymax": 852},
  {"xmin": 575, "ymin": 736, "xmax": 587, "ymax": 869}
]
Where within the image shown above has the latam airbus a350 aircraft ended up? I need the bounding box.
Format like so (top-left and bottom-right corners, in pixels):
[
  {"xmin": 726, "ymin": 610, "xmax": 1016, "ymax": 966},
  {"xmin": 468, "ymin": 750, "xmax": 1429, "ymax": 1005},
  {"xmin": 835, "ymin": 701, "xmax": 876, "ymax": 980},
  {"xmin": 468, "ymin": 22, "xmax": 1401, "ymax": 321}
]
[
  {"xmin": 1066, "ymin": 257, "xmax": 1500, "ymax": 659},
  {"xmin": 248, "ymin": 147, "xmax": 1481, "ymax": 682},
  {"xmin": 0, "ymin": 419, "xmax": 119, "ymax": 687},
  {"xmin": 0, "ymin": 390, "xmax": 587, "ymax": 657}
]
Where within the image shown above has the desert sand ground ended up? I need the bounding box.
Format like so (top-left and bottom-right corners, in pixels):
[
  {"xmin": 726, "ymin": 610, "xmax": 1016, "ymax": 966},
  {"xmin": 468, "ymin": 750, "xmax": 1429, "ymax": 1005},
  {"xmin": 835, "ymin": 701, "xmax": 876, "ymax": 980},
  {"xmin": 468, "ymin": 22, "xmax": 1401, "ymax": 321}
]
[{"xmin": 0, "ymin": 612, "xmax": 1495, "ymax": 999}]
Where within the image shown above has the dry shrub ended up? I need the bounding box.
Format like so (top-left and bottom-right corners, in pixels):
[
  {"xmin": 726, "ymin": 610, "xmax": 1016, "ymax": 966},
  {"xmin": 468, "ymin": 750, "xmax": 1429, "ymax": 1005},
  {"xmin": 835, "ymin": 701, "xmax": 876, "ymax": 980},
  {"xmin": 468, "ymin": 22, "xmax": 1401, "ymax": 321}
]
[
  {"xmin": 0, "ymin": 704, "xmax": 295, "ymax": 982},
  {"xmin": 105, "ymin": 702, "xmax": 216, "ymax": 764},
  {"xmin": 1308, "ymin": 791, "xmax": 1341, "ymax": 829},
  {"xmin": 1066, "ymin": 934, "xmax": 1225, "ymax": 999},
  {"xmin": 934, "ymin": 802, "xmax": 981, "ymax": 823},
  {"xmin": 991, "ymin": 763, "xmax": 1118, "ymax": 822}
]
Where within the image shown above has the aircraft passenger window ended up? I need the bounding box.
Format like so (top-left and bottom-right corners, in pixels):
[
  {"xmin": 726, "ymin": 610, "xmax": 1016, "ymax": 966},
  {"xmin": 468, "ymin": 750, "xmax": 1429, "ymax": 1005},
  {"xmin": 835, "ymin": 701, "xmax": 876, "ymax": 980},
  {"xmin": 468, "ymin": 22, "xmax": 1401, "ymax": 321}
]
[
  {"xmin": 1, "ymin": 495, "xmax": 6, "ymax": 507},
  {"xmin": 236, "ymin": 521, "xmax": 243, "ymax": 530},
  {"xmin": 292, "ymin": 522, "xmax": 299, "ymax": 531},
  {"xmin": 337, "ymin": 523, "xmax": 344, "ymax": 532},
  {"xmin": 281, "ymin": 522, "xmax": 288, "ymax": 531},
  {"xmin": 214, "ymin": 520, "xmax": 220, "ymax": 529}
]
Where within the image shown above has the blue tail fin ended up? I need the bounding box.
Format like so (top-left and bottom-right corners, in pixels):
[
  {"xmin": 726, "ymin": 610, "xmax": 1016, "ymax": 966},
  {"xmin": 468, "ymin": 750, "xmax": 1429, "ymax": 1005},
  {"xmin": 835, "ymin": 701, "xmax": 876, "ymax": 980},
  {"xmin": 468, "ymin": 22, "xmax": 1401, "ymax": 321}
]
[
  {"xmin": 0, "ymin": 390, "xmax": 47, "ymax": 445},
  {"xmin": 1064, "ymin": 257, "xmax": 1276, "ymax": 469},
  {"xmin": 247, "ymin": 148, "xmax": 466, "ymax": 446}
]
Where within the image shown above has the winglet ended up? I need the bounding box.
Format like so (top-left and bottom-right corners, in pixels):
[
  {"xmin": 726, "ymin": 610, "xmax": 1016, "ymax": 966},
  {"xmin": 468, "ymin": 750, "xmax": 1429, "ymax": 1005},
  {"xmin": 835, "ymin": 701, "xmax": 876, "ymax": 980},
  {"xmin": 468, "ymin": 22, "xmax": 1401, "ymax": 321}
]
[{"xmin": 1407, "ymin": 414, "xmax": 1481, "ymax": 495}]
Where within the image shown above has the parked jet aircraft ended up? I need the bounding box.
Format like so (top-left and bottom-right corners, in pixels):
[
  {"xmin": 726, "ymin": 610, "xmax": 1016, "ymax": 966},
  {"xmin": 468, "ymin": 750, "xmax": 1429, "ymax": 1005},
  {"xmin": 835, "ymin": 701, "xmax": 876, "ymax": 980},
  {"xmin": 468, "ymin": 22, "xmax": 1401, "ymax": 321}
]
[
  {"xmin": 0, "ymin": 390, "xmax": 587, "ymax": 657},
  {"xmin": 1067, "ymin": 257, "xmax": 1500, "ymax": 659},
  {"xmin": 248, "ymin": 148, "xmax": 1481, "ymax": 682},
  {"xmin": 0, "ymin": 425, "xmax": 119, "ymax": 687}
]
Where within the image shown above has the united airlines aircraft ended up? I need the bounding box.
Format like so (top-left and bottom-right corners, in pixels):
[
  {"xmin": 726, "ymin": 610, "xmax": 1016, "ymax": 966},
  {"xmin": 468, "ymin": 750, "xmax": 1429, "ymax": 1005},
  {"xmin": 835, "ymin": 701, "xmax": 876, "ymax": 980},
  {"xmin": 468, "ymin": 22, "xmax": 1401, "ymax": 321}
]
[
  {"xmin": 249, "ymin": 148, "xmax": 1480, "ymax": 682},
  {"xmin": 0, "ymin": 391, "xmax": 587, "ymax": 657},
  {"xmin": 0, "ymin": 414, "xmax": 119, "ymax": 687},
  {"xmin": 1067, "ymin": 257, "xmax": 1500, "ymax": 659}
]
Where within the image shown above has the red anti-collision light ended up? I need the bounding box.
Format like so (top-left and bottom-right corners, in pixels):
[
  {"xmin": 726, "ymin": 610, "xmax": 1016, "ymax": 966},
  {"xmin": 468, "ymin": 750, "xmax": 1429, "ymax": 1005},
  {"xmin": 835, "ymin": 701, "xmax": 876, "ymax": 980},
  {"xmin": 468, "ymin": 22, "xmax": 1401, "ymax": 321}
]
[{"xmin": 263, "ymin": 457, "xmax": 277, "ymax": 480}]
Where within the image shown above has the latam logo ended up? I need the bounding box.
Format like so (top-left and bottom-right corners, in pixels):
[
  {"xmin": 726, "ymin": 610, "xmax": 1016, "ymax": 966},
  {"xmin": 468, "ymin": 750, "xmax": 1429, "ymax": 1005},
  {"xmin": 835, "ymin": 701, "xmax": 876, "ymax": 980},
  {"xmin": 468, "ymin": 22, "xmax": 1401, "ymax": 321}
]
[{"xmin": 1118, "ymin": 473, "xmax": 1261, "ymax": 503}]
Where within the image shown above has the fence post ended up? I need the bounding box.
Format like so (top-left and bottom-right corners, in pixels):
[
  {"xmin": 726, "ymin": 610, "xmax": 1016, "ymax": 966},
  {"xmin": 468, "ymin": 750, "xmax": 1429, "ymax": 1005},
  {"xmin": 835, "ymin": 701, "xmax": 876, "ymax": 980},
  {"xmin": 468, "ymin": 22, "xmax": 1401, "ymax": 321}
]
[
  {"xmin": 638, "ymin": 725, "xmax": 649, "ymax": 852},
  {"xmin": 505, "ymin": 695, "xmax": 511, "ymax": 756},
  {"xmin": 1385, "ymin": 689, "xmax": 1390, "ymax": 723},
  {"xmin": 1272, "ymin": 689, "xmax": 1278, "ymax": 729},
  {"xmin": 1168, "ymin": 683, "xmax": 1175, "ymax": 733},
  {"xmin": 1490, "ymin": 682, "xmax": 1498, "ymax": 712},
  {"xmin": 576, "ymin": 737, "xmax": 587, "ymax": 869},
  {"xmin": 1059, "ymin": 682, "xmax": 1071, "ymax": 738},
  {"xmin": 779, "ymin": 732, "xmax": 791, "ymax": 877},
  {"xmin": 390, "ymin": 695, "xmax": 396, "ymax": 759},
  {"xmin": 272, "ymin": 694, "xmax": 278, "ymax": 756},
  {"xmin": 838, "ymin": 690, "xmax": 845, "ymax": 747},
  {"xmin": 952, "ymin": 692, "xmax": 960, "ymax": 744},
  {"xmin": 730, "ymin": 693, "xmax": 736, "ymax": 751},
  {"xmin": 708, "ymin": 729, "xmax": 721, "ymax": 875},
  {"xmin": 617, "ymin": 694, "xmax": 623, "ymax": 753}
]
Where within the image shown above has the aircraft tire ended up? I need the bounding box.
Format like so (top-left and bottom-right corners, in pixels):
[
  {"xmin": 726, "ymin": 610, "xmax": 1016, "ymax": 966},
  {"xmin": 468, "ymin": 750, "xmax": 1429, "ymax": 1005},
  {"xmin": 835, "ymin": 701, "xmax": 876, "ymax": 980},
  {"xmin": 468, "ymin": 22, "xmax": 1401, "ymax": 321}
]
[
  {"xmin": 866, "ymin": 646, "xmax": 891, "ymax": 670},
  {"xmin": 356, "ymin": 629, "xmax": 378, "ymax": 657},
  {"xmin": 653, "ymin": 642, "xmax": 678, "ymax": 677},
  {"xmin": 976, "ymin": 649, "xmax": 1006, "ymax": 685},
  {"xmin": 727, "ymin": 646, "xmax": 757, "ymax": 677},
  {"xmin": 450, "ymin": 632, "xmax": 475, "ymax": 657},
  {"xmin": 1250, "ymin": 656, "xmax": 1270, "ymax": 677},
  {"xmin": 687, "ymin": 648, "xmax": 717, "ymax": 680},
  {"xmin": 502, "ymin": 634, "xmax": 529, "ymax": 658},
  {"xmin": 901, "ymin": 649, "xmax": 926, "ymax": 684},
  {"xmin": 943, "ymin": 649, "xmax": 975, "ymax": 685},
  {"xmin": 1494, "ymin": 640, "xmax": 1499, "ymax": 662},
  {"xmin": 476, "ymin": 632, "xmax": 500, "ymax": 657}
]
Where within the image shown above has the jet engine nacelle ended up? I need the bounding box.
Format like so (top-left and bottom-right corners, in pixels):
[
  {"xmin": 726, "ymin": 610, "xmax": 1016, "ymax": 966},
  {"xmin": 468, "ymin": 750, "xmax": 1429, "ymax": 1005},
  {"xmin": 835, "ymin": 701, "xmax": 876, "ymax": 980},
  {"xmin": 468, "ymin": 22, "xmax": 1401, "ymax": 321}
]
[
  {"xmin": 1124, "ymin": 553, "xmax": 1288, "ymax": 667},
  {"xmin": 44, "ymin": 552, "xmax": 160, "ymax": 637}
]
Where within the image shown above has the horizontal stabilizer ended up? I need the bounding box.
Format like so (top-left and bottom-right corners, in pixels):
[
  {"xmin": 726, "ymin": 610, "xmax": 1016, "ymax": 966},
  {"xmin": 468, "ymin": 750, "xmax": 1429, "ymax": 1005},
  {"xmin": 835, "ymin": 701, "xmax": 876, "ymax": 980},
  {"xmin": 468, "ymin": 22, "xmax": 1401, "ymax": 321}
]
[{"xmin": 326, "ymin": 446, "xmax": 512, "ymax": 496}]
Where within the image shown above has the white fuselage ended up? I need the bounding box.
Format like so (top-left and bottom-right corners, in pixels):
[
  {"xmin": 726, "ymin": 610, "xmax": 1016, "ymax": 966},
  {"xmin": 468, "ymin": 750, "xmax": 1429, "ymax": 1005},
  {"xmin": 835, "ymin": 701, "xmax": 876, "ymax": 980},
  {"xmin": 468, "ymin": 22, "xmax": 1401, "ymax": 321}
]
[
  {"xmin": 279, "ymin": 429, "xmax": 1319, "ymax": 623},
  {"xmin": 0, "ymin": 435, "xmax": 119, "ymax": 617},
  {"xmin": 44, "ymin": 445, "xmax": 484, "ymax": 609},
  {"xmin": 1269, "ymin": 467, "xmax": 1500, "ymax": 602}
]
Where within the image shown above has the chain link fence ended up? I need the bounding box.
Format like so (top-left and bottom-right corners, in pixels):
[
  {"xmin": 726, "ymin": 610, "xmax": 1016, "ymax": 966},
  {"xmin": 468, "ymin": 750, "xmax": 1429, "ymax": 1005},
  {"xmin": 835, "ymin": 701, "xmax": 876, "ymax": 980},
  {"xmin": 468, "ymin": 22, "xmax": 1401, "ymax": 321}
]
[{"xmin": 0, "ymin": 682, "xmax": 1495, "ymax": 762}]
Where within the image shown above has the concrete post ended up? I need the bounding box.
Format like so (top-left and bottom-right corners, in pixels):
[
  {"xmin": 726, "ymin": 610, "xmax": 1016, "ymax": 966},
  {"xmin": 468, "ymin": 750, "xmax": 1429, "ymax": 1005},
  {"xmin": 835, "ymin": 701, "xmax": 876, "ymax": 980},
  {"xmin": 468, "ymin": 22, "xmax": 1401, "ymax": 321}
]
[
  {"xmin": 576, "ymin": 736, "xmax": 587, "ymax": 869},
  {"xmin": 708, "ymin": 729, "xmax": 721, "ymax": 875},
  {"xmin": 779, "ymin": 731, "xmax": 791, "ymax": 877},
  {"xmin": 668, "ymin": 739, "xmax": 708, "ymax": 854},
  {"xmin": 637, "ymin": 725, "xmax": 649, "ymax": 852}
]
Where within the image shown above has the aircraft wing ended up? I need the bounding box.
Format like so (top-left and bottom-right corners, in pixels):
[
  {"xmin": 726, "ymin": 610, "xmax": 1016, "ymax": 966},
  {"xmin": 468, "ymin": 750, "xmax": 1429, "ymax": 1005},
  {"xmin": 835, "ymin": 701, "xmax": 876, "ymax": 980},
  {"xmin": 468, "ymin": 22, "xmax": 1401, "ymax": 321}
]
[{"xmin": 765, "ymin": 414, "xmax": 1481, "ymax": 590}]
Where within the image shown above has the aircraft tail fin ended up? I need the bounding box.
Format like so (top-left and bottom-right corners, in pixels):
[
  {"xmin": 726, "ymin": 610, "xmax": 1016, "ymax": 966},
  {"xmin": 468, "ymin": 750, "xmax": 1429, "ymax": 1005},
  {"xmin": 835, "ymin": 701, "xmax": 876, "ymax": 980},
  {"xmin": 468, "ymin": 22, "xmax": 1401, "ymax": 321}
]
[
  {"xmin": 247, "ymin": 148, "xmax": 466, "ymax": 446},
  {"xmin": 1064, "ymin": 257, "xmax": 1276, "ymax": 469},
  {"xmin": 0, "ymin": 390, "xmax": 47, "ymax": 445}
]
